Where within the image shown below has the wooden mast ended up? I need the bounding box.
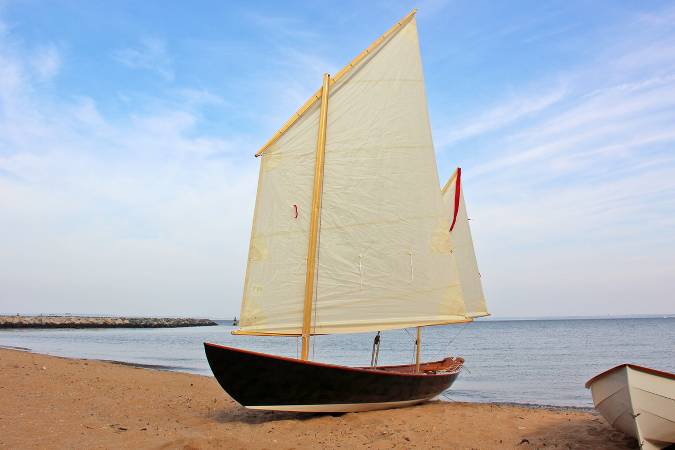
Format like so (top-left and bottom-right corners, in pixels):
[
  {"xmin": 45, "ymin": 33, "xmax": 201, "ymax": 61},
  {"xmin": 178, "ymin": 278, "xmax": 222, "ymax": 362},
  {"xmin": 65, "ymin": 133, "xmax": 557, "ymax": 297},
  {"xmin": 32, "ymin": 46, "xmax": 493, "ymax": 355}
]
[
  {"xmin": 301, "ymin": 73, "xmax": 330, "ymax": 360},
  {"xmin": 255, "ymin": 9, "xmax": 416, "ymax": 157}
]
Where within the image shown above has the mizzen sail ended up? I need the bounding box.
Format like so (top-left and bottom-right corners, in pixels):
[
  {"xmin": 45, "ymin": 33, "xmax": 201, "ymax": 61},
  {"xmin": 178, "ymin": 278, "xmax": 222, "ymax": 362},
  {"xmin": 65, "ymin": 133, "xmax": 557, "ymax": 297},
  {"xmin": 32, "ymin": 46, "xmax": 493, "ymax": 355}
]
[{"xmin": 442, "ymin": 169, "xmax": 489, "ymax": 318}]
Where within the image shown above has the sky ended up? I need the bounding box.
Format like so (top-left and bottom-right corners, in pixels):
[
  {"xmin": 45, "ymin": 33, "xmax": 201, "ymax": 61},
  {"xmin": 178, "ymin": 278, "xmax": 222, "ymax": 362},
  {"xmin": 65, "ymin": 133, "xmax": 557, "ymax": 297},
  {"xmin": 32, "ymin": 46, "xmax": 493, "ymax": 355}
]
[{"xmin": 1, "ymin": 0, "xmax": 674, "ymax": 318}]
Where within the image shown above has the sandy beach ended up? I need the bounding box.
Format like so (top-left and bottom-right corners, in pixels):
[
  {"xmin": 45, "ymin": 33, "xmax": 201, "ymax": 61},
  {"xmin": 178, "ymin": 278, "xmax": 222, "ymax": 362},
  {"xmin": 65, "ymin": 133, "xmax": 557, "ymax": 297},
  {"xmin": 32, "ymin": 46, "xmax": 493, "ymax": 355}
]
[{"xmin": 0, "ymin": 348, "xmax": 635, "ymax": 449}]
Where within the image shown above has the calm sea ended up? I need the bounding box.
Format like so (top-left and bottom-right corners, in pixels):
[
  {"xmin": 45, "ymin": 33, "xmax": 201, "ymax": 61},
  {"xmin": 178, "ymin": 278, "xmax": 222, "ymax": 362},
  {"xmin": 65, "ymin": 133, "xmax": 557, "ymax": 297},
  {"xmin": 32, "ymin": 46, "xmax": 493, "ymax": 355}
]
[{"xmin": 1, "ymin": 318, "xmax": 673, "ymax": 408}]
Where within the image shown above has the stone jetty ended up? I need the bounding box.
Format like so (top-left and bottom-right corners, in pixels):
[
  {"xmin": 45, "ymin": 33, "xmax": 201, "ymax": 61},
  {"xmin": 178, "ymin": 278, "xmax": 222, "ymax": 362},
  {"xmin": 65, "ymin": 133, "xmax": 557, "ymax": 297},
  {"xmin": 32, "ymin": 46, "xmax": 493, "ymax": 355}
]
[{"xmin": 0, "ymin": 315, "xmax": 218, "ymax": 329}]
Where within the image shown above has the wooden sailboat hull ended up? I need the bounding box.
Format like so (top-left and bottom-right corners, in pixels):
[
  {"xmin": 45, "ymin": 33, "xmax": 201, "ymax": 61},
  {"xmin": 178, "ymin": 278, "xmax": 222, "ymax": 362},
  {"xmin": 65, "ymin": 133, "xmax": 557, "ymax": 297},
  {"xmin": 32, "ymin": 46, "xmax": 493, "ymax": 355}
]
[
  {"xmin": 204, "ymin": 342, "xmax": 463, "ymax": 413},
  {"xmin": 586, "ymin": 364, "xmax": 675, "ymax": 450}
]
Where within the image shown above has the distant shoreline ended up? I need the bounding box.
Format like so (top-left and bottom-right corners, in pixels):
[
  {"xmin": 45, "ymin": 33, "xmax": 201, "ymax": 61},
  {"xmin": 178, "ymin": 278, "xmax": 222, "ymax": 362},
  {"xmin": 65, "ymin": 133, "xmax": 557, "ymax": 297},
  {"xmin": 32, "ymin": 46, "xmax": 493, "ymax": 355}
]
[
  {"xmin": 0, "ymin": 315, "xmax": 218, "ymax": 329},
  {"xmin": 478, "ymin": 314, "xmax": 675, "ymax": 321}
]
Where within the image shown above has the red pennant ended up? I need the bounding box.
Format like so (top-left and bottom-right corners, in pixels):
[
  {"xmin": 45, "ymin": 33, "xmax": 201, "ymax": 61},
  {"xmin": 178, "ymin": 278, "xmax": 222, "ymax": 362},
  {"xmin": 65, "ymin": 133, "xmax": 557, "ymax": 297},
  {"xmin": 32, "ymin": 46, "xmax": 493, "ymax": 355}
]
[{"xmin": 449, "ymin": 168, "xmax": 461, "ymax": 232}]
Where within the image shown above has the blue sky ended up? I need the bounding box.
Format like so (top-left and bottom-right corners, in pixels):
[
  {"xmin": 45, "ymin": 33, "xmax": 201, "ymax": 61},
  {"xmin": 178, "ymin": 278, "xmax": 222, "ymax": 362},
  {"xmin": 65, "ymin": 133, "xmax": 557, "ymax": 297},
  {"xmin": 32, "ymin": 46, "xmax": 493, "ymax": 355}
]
[{"xmin": 1, "ymin": 0, "xmax": 674, "ymax": 318}]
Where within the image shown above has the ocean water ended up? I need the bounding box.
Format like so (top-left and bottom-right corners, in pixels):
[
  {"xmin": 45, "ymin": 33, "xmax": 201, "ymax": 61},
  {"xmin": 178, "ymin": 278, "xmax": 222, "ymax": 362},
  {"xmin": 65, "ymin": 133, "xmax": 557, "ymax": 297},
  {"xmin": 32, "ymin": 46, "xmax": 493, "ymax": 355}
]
[{"xmin": 1, "ymin": 318, "xmax": 673, "ymax": 408}]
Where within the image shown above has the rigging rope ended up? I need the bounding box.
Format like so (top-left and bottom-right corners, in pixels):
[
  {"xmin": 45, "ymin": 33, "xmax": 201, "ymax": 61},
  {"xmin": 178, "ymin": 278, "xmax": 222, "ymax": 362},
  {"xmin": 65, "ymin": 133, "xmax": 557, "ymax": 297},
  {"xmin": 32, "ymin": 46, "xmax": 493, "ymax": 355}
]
[
  {"xmin": 370, "ymin": 331, "xmax": 381, "ymax": 367},
  {"xmin": 403, "ymin": 328, "xmax": 416, "ymax": 343},
  {"xmin": 440, "ymin": 392, "xmax": 456, "ymax": 402},
  {"xmin": 432, "ymin": 322, "xmax": 471, "ymax": 360},
  {"xmin": 403, "ymin": 328, "xmax": 417, "ymax": 367}
]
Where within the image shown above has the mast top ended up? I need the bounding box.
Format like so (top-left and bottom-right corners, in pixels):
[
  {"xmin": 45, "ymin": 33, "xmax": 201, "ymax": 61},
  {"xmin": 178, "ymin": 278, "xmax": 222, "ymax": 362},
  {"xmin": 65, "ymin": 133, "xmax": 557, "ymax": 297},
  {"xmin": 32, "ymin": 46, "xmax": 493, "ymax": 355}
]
[{"xmin": 254, "ymin": 9, "xmax": 417, "ymax": 158}]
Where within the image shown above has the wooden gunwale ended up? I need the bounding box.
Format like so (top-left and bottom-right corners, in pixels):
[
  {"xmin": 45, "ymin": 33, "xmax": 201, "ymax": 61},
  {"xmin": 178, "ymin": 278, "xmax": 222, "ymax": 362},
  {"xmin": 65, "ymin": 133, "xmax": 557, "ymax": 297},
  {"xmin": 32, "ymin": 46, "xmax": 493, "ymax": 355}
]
[{"xmin": 204, "ymin": 342, "xmax": 463, "ymax": 378}]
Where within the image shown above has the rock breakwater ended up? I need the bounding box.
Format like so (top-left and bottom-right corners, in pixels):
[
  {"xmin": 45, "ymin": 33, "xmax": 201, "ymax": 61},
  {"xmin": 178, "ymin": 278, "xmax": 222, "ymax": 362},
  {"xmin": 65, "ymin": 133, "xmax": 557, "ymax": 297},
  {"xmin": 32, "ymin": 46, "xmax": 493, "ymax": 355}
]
[{"xmin": 0, "ymin": 315, "xmax": 218, "ymax": 329}]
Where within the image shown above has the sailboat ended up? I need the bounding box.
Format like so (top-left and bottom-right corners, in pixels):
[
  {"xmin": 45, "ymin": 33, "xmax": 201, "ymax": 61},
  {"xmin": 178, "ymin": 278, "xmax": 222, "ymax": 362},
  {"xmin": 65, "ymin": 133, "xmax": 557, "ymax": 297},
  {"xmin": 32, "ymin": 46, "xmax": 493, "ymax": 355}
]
[{"xmin": 205, "ymin": 9, "xmax": 489, "ymax": 413}]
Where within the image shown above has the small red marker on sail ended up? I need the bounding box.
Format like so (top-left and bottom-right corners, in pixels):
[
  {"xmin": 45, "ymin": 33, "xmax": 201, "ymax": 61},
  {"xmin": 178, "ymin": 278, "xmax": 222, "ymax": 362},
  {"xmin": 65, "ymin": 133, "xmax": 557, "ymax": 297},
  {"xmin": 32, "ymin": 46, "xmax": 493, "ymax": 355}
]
[{"xmin": 292, "ymin": 204, "xmax": 299, "ymax": 219}]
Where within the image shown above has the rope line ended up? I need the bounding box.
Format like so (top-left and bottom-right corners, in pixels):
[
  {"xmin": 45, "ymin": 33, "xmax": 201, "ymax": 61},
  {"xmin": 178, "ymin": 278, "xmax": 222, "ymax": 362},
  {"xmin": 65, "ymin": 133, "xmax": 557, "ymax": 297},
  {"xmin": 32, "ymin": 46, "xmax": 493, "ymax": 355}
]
[{"xmin": 436, "ymin": 322, "xmax": 470, "ymax": 359}]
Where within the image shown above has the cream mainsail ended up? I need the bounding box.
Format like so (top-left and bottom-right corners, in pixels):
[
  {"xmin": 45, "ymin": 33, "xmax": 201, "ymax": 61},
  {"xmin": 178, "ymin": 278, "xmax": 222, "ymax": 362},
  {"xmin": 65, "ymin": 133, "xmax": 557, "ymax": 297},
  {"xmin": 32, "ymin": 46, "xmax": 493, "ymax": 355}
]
[
  {"xmin": 237, "ymin": 12, "xmax": 477, "ymax": 336},
  {"xmin": 442, "ymin": 169, "xmax": 489, "ymax": 318},
  {"xmin": 237, "ymin": 102, "xmax": 320, "ymax": 335}
]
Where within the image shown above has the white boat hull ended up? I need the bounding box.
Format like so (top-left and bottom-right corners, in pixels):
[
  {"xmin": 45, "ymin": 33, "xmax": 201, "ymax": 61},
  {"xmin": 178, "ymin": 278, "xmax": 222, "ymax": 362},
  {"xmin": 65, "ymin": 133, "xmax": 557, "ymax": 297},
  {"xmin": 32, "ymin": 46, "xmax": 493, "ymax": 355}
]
[{"xmin": 586, "ymin": 364, "xmax": 675, "ymax": 450}]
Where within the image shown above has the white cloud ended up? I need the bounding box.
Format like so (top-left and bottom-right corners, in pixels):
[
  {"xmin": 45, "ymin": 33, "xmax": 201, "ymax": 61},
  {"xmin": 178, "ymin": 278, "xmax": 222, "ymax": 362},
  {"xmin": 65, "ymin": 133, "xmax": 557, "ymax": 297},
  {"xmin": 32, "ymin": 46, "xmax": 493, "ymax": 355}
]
[
  {"xmin": 450, "ymin": 24, "xmax": 675, "ymax": 317},
  {"xmin": 470, "ymin": 73, "xmax": 675, "ymax": 177},
  {"xmin": 0, "ymin": 31, "xmax": 257, "ymax": 317},
  {"xmin": 1, "ymin": 4, "xmax": 674, "ymax": 319},
  {"xmin": 245, "ymin": 12, "xmax": 319, "ymax": 41},
  {"xmin": 435, "ymin": 86, "xmax": 567, "ymax": 149},
  {"xmin": 31, "ymin": 44, "xmax": 61, "ymax": 80},
  {"xmin": 173, "ymin": 88, "xmax": 225, "ymax": 107},
  {"xmin": 113, "ymin": 37, "xmax": 174, "ymax": 81}
]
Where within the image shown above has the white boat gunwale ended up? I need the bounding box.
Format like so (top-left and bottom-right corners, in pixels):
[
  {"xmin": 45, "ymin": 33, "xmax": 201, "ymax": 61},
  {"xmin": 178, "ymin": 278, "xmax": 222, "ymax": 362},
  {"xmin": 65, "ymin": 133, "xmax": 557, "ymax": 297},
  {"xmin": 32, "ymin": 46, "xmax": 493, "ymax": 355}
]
[{"xmin": 585, "ymin": 363, "xmax": 675, "ymax": 389}]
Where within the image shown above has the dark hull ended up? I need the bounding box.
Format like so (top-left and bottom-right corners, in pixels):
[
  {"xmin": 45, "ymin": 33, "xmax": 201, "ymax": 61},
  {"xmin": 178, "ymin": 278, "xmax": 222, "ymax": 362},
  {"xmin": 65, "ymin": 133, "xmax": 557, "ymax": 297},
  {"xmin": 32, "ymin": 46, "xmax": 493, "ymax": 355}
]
[{"xmin": 204, "ymin": 342, "xmax": 462, "ymax": 412}]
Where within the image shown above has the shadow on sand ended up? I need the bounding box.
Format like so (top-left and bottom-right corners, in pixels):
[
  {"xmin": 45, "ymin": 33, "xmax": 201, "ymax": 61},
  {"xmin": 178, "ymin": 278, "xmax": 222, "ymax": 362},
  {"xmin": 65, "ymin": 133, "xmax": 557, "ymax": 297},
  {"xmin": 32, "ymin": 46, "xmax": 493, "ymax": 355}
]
[
  {"xmin": 528, "ymin": 414, "xmax": 639, "ymax": 450},
  {"xmin": 211, "ymin": 407, "xmax": 344, "ymax": 425}
]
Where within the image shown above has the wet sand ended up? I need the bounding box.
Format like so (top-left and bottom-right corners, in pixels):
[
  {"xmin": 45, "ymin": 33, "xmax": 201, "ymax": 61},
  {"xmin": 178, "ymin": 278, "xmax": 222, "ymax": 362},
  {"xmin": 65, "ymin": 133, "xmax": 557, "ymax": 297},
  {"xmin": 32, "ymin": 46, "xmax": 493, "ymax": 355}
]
[{"xmin": 0, "ymin": 348, "xmax": 635, "ymax": 449}]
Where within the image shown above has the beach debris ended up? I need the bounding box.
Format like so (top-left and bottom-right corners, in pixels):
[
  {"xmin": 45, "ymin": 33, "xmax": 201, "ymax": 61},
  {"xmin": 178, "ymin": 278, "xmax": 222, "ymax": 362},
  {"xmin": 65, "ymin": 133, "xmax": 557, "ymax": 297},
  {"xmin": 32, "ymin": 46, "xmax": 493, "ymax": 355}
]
[{"xmin": 518, "ymin": 438, "xmax": 530, "ymax": 445}]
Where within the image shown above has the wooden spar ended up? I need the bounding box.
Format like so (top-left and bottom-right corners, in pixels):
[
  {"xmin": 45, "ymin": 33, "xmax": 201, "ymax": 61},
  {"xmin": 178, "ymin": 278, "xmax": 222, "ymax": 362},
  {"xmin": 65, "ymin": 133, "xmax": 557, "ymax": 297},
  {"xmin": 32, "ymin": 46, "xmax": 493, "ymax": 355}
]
[
  {"xmin": 415, "ymin": 326, "xmax": 422, "ymax": 373},
  {"xmin": 301, "ymin": 73, "xmax": 330, "ymax": 360},
  {"xmin": 255, "ymin": 9, "xmax": 417, "ymax": 157},
  {"xmin": 441, "ymin": 167, "xmax": 460, "ymax": 194}
]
